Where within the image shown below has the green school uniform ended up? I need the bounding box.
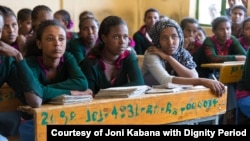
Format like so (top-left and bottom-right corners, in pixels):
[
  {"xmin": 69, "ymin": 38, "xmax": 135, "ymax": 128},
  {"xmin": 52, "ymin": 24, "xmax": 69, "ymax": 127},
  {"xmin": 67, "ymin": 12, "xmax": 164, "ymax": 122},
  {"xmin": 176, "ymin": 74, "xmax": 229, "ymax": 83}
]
[
  {"xmin": 133, "ymin": 25, "xmax": 153, "ymax": 55},
  {"xmin": 67, "ymin": 38, "xmax": 88, "ymax": 63},
  {"xmin": 26, "ymin": 52, "xmax": 89, "ymax": 102},
  {"xmin": 0, "ymin": 55, "xmax": 42, "ymax": 137},
  {"xmin": 79, "ymin": 50, "xmax": 144, "ymax": 94},
  {"xmin": 0, "ymin": 56, "xmax": 43, "ymax": 102}
]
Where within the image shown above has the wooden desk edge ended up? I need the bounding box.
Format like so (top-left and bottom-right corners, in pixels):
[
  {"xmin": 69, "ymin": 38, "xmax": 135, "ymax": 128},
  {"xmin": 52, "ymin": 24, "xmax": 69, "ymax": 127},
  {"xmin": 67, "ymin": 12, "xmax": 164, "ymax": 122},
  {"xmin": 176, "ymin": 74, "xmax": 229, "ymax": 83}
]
[{"xmin": 201, "ymin": 62, "xmax": 244, "ymax": 68}]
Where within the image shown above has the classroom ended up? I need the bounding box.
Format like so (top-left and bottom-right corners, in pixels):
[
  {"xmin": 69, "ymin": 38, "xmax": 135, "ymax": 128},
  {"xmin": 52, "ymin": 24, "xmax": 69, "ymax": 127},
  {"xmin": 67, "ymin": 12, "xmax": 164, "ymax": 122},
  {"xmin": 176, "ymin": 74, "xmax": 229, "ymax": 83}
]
[{"xmin": 0, "ymin": 0, "xmax": 250, "ymax": 141}]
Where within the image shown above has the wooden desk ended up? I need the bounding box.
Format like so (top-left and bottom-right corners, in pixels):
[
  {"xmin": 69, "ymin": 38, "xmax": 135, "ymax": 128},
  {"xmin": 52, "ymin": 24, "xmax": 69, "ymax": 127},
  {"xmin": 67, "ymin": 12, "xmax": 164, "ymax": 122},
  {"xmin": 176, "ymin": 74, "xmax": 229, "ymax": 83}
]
[
  {"xmin": 201, "ymin": 61, "xmax": 245, "ymax": 84},
  {"xmin": 18, "ymin": 87, "xmax": 227, "ymax": 141}
]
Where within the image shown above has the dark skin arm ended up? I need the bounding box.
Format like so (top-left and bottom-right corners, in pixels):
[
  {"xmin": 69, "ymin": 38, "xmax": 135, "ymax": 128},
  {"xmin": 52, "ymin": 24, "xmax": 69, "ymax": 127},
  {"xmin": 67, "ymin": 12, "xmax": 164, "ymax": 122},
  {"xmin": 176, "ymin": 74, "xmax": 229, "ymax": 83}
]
[{"xmin": 0, "ymin": 41, "xmax": 42, "ymax": 107}]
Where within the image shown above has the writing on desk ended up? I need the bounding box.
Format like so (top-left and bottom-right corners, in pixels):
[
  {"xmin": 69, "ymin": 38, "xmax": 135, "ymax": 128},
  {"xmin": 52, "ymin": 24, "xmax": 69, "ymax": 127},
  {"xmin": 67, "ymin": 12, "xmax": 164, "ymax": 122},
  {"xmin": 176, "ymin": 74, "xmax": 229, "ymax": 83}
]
[
  {"xmin": 230, "ymin": 66, "xmax": 243, "ymax": 74},
  {"xmin": 0, "ymin": 92, "xmax": 16, "ymax": 102},
  {"xmin": 40, "ymin": 98, "xmax": 218, "ymax": 125}
]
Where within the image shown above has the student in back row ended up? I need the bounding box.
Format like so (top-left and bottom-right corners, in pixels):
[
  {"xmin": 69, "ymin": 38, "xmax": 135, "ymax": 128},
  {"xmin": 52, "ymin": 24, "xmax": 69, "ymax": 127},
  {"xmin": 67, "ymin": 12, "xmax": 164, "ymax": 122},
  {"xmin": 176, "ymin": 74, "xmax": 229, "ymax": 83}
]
[
  {"xmin": 230, "ymin": 5, "xmax": 247, "ymax": 38},
  {"xmin": 238, "ymin": 16, "xmax": 250, "ymax": 51},
  {"xmin": 67, "ymin": 16, "xmax": 99, "ymax": 63},
  {"xmin": 180, "ymin": 17, "xmax": 206, "ymax": 55},
  {"xmin": 79, "ymin": 16, "xmax": 144, "ymax": 94},
  {"xmin": 24, "ymin": 5, "xmax": 53, "ymax": 57},
  {"xmin": 54, "ymin": 9, "xmax": 78, "ymax": 41},
  {"xmin": 133, "ymin": 8, "xmax": 160, "ymax": 55},
  {"xmin": 17, "ymin": 8, "xmax": 32, "ymax": 38},
  {"xmin": 141, "ymin": 18, "xmax": 225, "ymax": 96}
]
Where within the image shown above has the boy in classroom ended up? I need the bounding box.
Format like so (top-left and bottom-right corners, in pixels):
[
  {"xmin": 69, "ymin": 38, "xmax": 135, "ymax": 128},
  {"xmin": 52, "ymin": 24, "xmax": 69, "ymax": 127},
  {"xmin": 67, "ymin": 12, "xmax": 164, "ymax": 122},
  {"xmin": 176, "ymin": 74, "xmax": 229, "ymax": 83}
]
[
  {"xmin": 18, "ymin": 19, "xmax": 93, "ymax": 141},
  {"xmin": 0, "ymin": 11, "xmax": 43, "ymax": 140},
  {"xmin": 79, "ymin": 15, "xmax": 144, "ymax": 95},
  {"xmin": 141, "ymin": 18, "xmax": 225, "ymax": 97}
]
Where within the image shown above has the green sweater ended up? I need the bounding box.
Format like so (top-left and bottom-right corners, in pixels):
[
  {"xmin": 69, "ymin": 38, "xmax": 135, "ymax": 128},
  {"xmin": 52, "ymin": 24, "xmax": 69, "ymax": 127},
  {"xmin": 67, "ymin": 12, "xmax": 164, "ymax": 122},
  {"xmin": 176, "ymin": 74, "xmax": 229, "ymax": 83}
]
[
  {"xmin": 0, "ymin": 56, "xmax": 43, "ymax": 103},
  {"xmin": 133, "ymin": 26, "xmax": 153, "ymax": 55},
  {"xmin": 193, "ymin": 35, "xmax": 246, "ymax": 78},
  {"xmin": 26, "ymin": 52, "xmax": 89, "ymax": 102},
  {"xmin": 67, "ymin": 38, "xmax": 87, "ymax": 63},
  {"xmin": 79, "ymin": 50, "xmax": 144, "ymax": 94}
]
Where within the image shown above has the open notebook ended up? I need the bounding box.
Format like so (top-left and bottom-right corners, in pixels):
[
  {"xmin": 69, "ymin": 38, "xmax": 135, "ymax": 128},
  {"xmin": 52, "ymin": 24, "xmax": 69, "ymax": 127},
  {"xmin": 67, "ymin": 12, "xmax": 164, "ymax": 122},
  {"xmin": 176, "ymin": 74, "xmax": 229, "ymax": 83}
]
[
  {"xmin": 48, "ymin": 94, "xmax": 93, "ymax": 105},
  {"xmin": 146, "ymin": 83, "xmax": 196, "ymax": 94},
  {"xmin": 95, "ymin": 85, "xmax": 151, "ymax": 98}
]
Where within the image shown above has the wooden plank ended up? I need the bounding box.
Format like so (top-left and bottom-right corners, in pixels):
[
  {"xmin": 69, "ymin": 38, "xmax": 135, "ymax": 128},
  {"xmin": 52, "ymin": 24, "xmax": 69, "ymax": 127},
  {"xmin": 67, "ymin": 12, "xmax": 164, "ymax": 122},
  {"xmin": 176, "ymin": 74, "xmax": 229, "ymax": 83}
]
[{"xmin": 18, "ymin": 87, "xmax": 227, "ymax": 141}]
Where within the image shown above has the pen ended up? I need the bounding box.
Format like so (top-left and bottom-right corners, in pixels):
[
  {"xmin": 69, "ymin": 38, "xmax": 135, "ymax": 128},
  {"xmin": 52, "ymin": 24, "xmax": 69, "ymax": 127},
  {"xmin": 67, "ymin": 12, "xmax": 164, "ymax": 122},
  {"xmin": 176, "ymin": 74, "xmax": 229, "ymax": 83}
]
[{"xmin": 211, "ymin": 74, "xmax": 218, "ymax": 81}]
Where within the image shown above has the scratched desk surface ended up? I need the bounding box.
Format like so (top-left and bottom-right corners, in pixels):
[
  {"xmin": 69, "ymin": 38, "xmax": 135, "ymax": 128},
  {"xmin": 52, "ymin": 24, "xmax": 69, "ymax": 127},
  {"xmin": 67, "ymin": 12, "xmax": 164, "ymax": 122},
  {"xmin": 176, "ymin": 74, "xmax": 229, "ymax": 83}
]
[{"xmin": 18, "ymin": 87, "xmax": 227, "ymax": 141}]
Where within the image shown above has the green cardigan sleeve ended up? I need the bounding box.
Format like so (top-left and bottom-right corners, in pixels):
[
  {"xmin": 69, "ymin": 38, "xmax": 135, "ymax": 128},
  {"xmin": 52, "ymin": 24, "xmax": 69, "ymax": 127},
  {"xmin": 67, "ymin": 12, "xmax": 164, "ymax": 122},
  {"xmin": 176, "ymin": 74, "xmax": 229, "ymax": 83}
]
[
  {"xmin": 1, "ymin": 56, "xmax": 42, "ymax": 103},
  {"xmin": 15, "ymin": 59, "xmax": 43, "ymax": 98},
  {"xmin": 79, "ymin": 58, "xmax": 100, "ymax": 94},
  {"xmin": 48, "ymin": 52, "xmax": 89, "ymax": 90},
  {"xmin": 79, "ymin": 50, "xmax": 144, "ymax": 94},
  {"xmin": 204, "ymin": 36, "xmax": 246, "ymax": 63}
]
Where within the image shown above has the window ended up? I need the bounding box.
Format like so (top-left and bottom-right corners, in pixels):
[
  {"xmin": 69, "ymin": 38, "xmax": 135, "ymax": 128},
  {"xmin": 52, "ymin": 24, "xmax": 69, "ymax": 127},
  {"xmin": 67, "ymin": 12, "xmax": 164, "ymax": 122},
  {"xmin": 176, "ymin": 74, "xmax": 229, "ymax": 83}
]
[{"xmin": 196, "ymin": 0, "xmax": 226, "ymax": 26}]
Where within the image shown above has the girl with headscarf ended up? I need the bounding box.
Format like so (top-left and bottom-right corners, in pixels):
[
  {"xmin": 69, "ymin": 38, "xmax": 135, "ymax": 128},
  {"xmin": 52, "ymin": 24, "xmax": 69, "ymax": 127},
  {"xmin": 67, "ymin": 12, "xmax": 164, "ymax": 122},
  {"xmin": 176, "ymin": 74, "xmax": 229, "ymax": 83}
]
[{"xmin": 141, "ymin": 19, "xmax": 225, "ymax": 97}]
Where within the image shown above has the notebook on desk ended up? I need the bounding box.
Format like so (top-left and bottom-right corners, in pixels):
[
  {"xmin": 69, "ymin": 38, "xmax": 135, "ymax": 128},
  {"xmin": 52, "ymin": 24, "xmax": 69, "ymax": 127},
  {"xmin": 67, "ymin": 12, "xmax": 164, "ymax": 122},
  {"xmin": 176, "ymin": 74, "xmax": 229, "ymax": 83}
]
[
  {"xmin": 95, "ymin": 85, "xmax": 150, "ymax": 98},
  {"xmin": 145, "ymin": 87, "xmax": 183, "ymax": 94},
  {"xmin": 145, "ymin": 83, "xmax": 204, "ymax": 94},
  {"xmin": 48, "ymin": 94, "xmax": 93, "ymax": 105}
]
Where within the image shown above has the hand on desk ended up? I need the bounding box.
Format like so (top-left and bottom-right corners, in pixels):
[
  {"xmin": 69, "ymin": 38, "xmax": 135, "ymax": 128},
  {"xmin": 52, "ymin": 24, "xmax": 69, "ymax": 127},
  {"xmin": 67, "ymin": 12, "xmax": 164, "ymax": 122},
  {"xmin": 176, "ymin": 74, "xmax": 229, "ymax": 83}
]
[
  {"xmin": 235, "ymin": 55, "xmax": 246, "ymax": 61},
  {"xmin": 70, "ymin": 89, "xmax": 93, "ymax": 97},
  {"xmin": 199, "ymin": 78, "xmax": 225, "ymax": 97}
]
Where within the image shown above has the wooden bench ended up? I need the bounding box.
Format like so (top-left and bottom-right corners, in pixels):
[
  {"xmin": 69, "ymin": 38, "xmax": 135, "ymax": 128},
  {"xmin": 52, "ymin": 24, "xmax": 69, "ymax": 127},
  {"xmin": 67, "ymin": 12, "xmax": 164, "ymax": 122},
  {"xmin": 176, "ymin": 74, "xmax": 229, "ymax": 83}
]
[
  {"xmin": 18, "ymin": 87, "xmax": 227, "ymax": 141},
  {"xmin": 0, "ymin": 83, "xmax": 22, "ymax": 141}
]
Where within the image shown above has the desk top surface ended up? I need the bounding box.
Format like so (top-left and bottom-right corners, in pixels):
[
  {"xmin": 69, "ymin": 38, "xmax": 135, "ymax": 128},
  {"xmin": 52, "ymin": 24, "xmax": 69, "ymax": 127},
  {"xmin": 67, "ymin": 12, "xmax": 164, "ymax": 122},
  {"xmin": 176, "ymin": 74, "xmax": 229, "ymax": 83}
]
[
  {"xmin": 19, "ymin": 87, "xmax": 227, "ymax": 141},
  {"xmin": 201, "ymin": 61, "xmax": 245, "ymax": 68},
  {"xmin": 19, "ymin": 86, "xmax": 209, "ymax": 111}
]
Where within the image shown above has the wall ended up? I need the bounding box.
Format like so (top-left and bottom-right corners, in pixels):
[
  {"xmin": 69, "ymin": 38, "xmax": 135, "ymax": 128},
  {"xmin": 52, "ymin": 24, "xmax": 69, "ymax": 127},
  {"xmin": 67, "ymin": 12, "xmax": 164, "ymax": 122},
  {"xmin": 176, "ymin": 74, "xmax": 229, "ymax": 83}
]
[
  {"xmin": 62, "ymin": 0, "xmax": 191, "ymax": 36},
  {"xmin": 1, "ymin": 0, "xmax": 190, "ymax": 36}
]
